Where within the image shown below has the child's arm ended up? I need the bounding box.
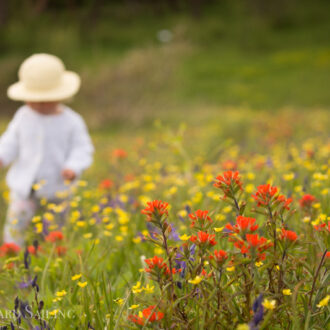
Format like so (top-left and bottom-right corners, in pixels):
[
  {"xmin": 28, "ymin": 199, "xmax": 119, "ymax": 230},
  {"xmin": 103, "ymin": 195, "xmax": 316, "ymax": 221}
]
[
  {"xmin": 0, "ymin": 113, "xmax": 20, "ymax": 167},
  {"xmin": 63, "ymin": 115, "xmax": 94, "ymax": 178}
]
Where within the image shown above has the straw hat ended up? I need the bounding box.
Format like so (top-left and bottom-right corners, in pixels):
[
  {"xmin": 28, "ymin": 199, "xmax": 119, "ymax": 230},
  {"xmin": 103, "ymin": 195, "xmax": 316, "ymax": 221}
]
[{"xmin": 7, "ymin": 53, "xmax": 81, "ymax": 102}]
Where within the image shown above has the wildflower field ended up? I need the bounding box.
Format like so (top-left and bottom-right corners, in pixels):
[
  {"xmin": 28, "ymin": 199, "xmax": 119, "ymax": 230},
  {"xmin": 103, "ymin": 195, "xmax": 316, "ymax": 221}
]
[{"xmin": 0, "ymin": 108, "xmax": 329, "ymax": 329}]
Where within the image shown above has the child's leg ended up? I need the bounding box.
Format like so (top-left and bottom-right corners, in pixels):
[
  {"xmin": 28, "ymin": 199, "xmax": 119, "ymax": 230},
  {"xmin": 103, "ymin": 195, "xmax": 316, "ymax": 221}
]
[{"xmin": 3, "ymin": 192, "xmax": 38, "ymax": 247}]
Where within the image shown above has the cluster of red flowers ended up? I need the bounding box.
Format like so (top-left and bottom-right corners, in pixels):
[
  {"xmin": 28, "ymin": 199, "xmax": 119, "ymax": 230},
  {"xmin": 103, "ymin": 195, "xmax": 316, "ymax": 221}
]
[
  {"xmin": 213, "ymin": 171, "xmax": 243, "ymax": 198},
  {"xmin": 128, "ymin": 305, "xmax": 164, "ymax": 326},
  {"xmin": 232, "ymin": 234, "xmax": 273, "ymax": 260},
  {"xmin": 141, "ymin": 200, "xmax": 169, "ymax": 222},
  {"xmin": 280, "ymin": 228, "xmax": 298, "ymax": 242},
  {"xmin": 0, "ymin": 243, "xmax": 20, "ymax": 257},
  {"xmin": 314, "ymin": 222, "xmax": 330, "ymax": 232},
  {"xmin": 252, "ymin": 184, "xmax": 278, "ymax": 207},
  {"xmin": 190, "ymin": 231, "xmax": 216, "ymax": 247},
  {"xmin": 299, "ymin": 194, "xmax": 316, "ymax": 209},
  {"xmin": 144, "ymin": 256, "xmax": 178, "ymax": 276},
  {"xmin": 252, "ymin": 184, "xmax": 292, "ymax": 211},
  {"xmin": 210, "ymin": 249, "xmax": 228, "ymax": 264},
  {"xmin": 189, "ymin": 210, "xmax": 212, "ymax": 228},
  {"xmin": 225, "ymin": 215, "xmax": 259, "ymax": 235},
  {"xmin": 45, "ymin": 231, "xmax": 64, "ymax": 243}
]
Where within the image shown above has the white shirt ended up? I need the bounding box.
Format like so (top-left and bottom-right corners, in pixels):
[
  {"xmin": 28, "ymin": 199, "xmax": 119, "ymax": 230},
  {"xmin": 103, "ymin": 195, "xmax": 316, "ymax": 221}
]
[{"xmin": 0, "ymin": 105, "xmax": 94, "ymax": 199}]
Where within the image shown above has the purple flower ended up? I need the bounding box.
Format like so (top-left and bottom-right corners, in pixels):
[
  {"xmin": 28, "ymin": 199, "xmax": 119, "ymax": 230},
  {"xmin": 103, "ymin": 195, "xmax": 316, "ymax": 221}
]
[{"xmin": 249, "ymin": 294, "xmax": 264, "ymax": 329}]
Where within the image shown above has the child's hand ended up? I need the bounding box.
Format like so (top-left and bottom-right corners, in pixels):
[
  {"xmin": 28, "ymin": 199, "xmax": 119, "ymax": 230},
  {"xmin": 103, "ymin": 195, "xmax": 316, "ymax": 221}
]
[{"xmin": 62, "ymin": 169, "xmax": 76, "ymax": 181}]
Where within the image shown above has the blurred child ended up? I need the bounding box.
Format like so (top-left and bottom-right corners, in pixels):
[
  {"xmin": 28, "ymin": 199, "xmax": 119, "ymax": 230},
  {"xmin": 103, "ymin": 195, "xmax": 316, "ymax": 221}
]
[{"xmin": 0, "ymin": 53, "xmax": 94, "ymax": 246}]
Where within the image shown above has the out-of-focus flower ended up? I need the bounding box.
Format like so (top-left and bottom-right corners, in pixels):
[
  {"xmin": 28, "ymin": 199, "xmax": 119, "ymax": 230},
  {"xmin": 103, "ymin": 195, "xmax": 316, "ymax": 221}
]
[
  {"xmin": 112, "ymin": 149, "xmax": 127, "ymax": 159},
  {"xmin": 262, "ymin": 299, "xmax": 276, "ymax": 310},
  {"xmin": 45, "ymin": 231, "xmax": 64, "ymax": 243},
  {"xmin": 280, "ymin": 228, "xmax": 298, "ymax": 241},
  {"xmin": 128, "ymin": 305, "xmax": 164, "ymax": 326},
  {"xmin": 299, "ymin": 194, "xmax": 316, "ymax": 208},
  {"xmin": 316, "ymin": 295, "xmax": 329, "ymax": 308},
  {"xmin": 99, "ymin": 179, "xmax": 113, "ymax": 190},
  {"xmin": 282, "ymin": 289, "xmax": 292, "ymax": 296},
  {"xmin": 188, "ymin": 276, "xmax": 202, "ymax": 285},
  {"xmin": 0, "ymin": 243, "xmax": 20, "ymax": 257}
]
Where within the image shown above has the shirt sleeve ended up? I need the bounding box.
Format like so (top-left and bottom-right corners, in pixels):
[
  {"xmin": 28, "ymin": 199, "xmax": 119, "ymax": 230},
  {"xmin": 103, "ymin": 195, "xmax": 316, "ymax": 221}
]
[
  {"xmin": 63, "ymin": 115, "xmax": 94, "ymax": 176},
  {"xmin": 0, "ymin": 112, "xmax": 20, "ymax": 167}
]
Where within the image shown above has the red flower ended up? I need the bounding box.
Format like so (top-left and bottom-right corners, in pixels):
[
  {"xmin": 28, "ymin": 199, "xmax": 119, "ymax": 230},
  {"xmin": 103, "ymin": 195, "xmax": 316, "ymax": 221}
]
[
  {"xmin": 0, "ymin": 243, "xmax": 20, "ymax": 257},
  {"xmin": 299, "ymin": 194, "xmax": 316, "ymax": 208},
  {"xmin": 189, "ymin": 210, "xmax": 212, "ymax": 228},
  {"xmin": 213, "ymin": 250, "xmax": 228, "ymax": 263},
  {"xmin": 230, "ymin": 234, "xmax": 272, "ymax": 260},
  {"xmin": 141, "ymin": 200, "xmax": 169, "ymax": 222},
  {"xmin": 252, "ymin": 184, "xmax": 278, "ymax": 207},
  {"xmin": 214, "ymin": 171, "xmax": 243, "ymax": 198},
  {"xmin": 280, "ymin": 228, "xmax": 298, "ymax": 241},
  {"xmin": 326, "ymin": 252, "xmax": 330, "ymax": 259},
  {"xmin": 313, "ymin": 222, "xmax": 329, "ymax": 232},
  {"xmin": 277, "ymin": 195, "xmax": 293, "ymax": 210},
  {"xmin": 128, "ymin": 305, "xmax": 164, "ymax": 326},
  {"xmin": 144, "ymin": 256, "xmax": 176, "ymax": 276},
  {"xmin": 27, "ymin": 245, "xmax": 41, "ymax": 255},
  {"xmin": 112, "ymin": 149, "xmax": 127, "ymax": 159},
  {"xmin": 190, "ymin": 231, "xmax": 217, "ymax": 247},
  {"xmin": 99, "ymin": 179, "xmax": 113, "ymax": 190},
  {"xmin": 225, "ymin": 215, "xmax": 258, "ymax": 234},
  {"xmin": 45, "ymin": 231, "xmax": 64, "ymax": 243},
  {"xmin": 222, "ymin": 160, "xmax": 237, "ymax": 171},
  {"xmin": 56, "ymin": 246, "xmax": 67, "ymax": 256}
]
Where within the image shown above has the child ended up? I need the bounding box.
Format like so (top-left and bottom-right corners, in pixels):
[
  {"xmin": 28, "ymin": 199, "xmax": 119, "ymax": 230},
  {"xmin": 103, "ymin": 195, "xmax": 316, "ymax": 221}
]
[{"xmin": 0, "ymin": 53, "xmax": 94, "ymax": 246}]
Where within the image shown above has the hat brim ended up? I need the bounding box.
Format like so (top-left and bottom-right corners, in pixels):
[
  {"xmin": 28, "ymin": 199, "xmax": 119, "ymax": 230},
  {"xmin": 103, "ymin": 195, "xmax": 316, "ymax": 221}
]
[{"xmin": 7, "ymin": 71, "xmax": 81, "ymax": 102}]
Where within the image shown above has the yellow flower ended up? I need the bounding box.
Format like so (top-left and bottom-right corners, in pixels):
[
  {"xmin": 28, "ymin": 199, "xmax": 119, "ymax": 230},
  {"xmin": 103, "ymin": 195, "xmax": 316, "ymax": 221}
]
[
  {"xmin": 237, "ymin": 324, "xmax": 249, "ymax": 330},
  {"xmin": 128, "ymin": 304, "xmax": 140, "ymax": 310},
  {"xmin": 32, "ymin": 216, "xmax": 41, "ymax": 223},
  {"xmin": 154, "ymin": 247, "xmax": 163, "ymax": 255},
  {"xmin": 132, "ymin": 282, "xmax": 143, "ymax": 294},
  {"xmin": 76, "ymin": 221, "xmax": 87, "ymax": 227},
  {"xmin": 71, "ymin": 274, "xmax": 82, "ymax": 281},
  {"xmin": 114, "ymin": 298, "xmax": 124, "ymax": 305},
  {"xmin": 115, "ymin": 236, "xmax": 123, "ymax": 242},
  {"xmin": 282, "ymin": 289, "xmax": 292, "ymax": 296},
  {"xmin": 143, "ymin": 284, "xmax": 154, "ymax": 293},
  {"xmin": 83, "ymin": 233, "xmax": 93, "ymax": 239},
  {"xmin": 312, "ymin": 203, "xmax": 321, "ymax": 209},
  {"xmin": 188, "ymin": 276, "xmax": 202, "ymax": 285},
  {"xmin": 245, "ymin": 184, "xmax": 255, "ymax": 194},
  {"xmin": 179, "ymin": 234, "xmax": 191, "ymax": 241},
  {"xmin": 317, "ymin": 295, "xmax": 330, "ymax": 308},
  {"xmin": 283, "ymin": 173, "xmax": 295, "ymax": 181},
  {"xmin": 55, "ymin": 290, "xmax": 67, "ymax": 297},
  {"xmin": 223, "ymin": 206, "xmax": 232, "ymax": 214},
  {"xmin": 49, "ymin": 309, "xmax": 59, "ymax": 316},
  {"xmin": 214, "ymin": 227, "xmax": 224, "ymax": 233},
  {"xmin": 133, "ymin": 237, "xmax": 141, "ymax": 244},
  {"xmin": 105, "ymin": 223, "xmax": 115, "ymax": 230},
  {"xmin": 226, "ymin": 266, "xmax": 235, "ymax": 272},
  {"xmin": 303, "ymin": 217, "xmax": 310, "ymax": 223},
  {"xmin": 77, "ymin": 281, "xmax": 88, "ymax": 288},
  {"xmin": 262, "ymin": 299, "xmax": 276, "ymax": 310},
  {"xmin": 255, "ymin": 261, "xmax": 263, "ymax": 267},
  {"xmin": 35, "ymin": 223, "xmax": 43, "ymax": 234}
]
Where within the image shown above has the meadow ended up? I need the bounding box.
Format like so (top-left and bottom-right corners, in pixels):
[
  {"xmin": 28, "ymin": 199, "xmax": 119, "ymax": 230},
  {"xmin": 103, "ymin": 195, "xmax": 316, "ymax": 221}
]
[{"xmin": 0, "ymin": 108, "xmax": 328, "ymax": 329}]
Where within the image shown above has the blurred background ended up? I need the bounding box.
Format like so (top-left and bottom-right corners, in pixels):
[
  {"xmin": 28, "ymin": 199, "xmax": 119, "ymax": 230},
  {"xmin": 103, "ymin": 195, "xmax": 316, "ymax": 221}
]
[{"xmin": 0, "ymin": 0, "xmax": 330, "ymax": 128}]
